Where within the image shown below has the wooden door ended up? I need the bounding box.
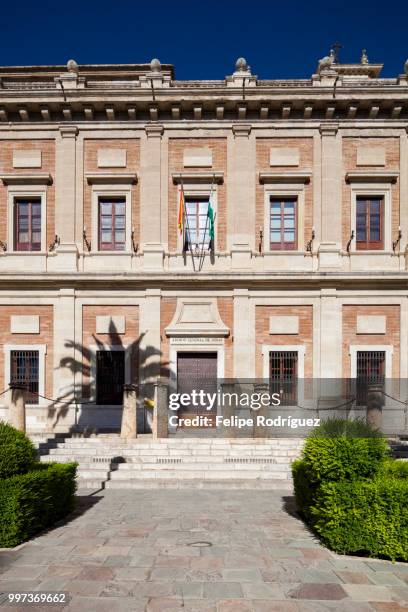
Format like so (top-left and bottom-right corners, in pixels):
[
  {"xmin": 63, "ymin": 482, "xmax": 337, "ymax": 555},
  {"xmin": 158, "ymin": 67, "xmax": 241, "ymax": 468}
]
[{"xmin": 177, "ymin": 352, "xmax": 217, "ymax": 425}]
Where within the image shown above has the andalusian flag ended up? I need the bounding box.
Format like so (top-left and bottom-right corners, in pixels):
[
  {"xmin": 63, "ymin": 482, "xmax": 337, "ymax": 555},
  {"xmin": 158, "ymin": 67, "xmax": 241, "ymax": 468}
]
[
  {"xmin": 207, "ymin": 198, "xmax": 215, "ymax": 252},
  {"xmin": 178, "ymin": 188, "xmax": 185, "ymax": 235}
]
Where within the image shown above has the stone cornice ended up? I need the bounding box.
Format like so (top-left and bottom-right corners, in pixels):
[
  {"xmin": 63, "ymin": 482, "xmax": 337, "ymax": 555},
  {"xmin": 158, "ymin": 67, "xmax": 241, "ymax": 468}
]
[
  {"xmin": 172, "ymin": 172, "xmax": 224, "ymax": 184},
  {"xmin": 85, "ymin": 173, "xmax": 138, "ymax": 185},
  {"xmin": 345, "ymin": 171, "xmax": 399, "ymax": 183},
  {"xmin": 0, "ymin": 85, "xmax": 407, "ymax": 124},
  {"xmin": 259, "ymin": 171, "xmax": 312, "ymax": 184},
  {"xmin": 0, "ymin": 173, "xmax": 52, "ymax": 185}
]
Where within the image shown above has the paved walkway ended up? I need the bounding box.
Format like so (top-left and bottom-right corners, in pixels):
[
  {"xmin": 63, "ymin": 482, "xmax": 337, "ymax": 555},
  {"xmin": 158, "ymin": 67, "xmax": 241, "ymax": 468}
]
[{"xmin": 1, "ymin": 489, "xmax": 408, "ymax": 611}]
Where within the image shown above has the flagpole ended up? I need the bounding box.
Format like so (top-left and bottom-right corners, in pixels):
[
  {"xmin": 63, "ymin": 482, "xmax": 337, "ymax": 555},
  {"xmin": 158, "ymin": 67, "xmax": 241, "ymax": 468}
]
[
  {"xmin": 198, "ymin": 175, "xmax": 215, "ymax": 271},
  {"xmin": 180, "ymin": 176, "xmax": 196, "ymax": 272},
  {"xmin": 198, "ymin": 214, "xmax": 209, "ymax": 272}
]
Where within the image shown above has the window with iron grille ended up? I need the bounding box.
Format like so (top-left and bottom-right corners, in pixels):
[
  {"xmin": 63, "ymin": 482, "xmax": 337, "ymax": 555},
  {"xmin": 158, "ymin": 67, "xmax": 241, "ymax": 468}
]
[
  {"xmin": 270, "ymin": 198, "xmax": 297, "ymax": 250},
  {"xmin": 356, "ymin": 351, "xmax": 385, "ymax": 406},
  {"xmin": 98, "ymin": 198, "xmax": 126, "ymax": 251},
  {"xmin": 185, "ymin": 197, "xmax": 210, "ymax": 250},
  {"xmin": 10, "ymin": 350, "xmax": 39, "ymax": 405},
  {"xmin": 269, "ymin": 351, "xmax": 298, "ymax": 406},
  {"xmin": 96, "ymin": 350, "xmax": 125, "ymax": 405},
  {"xmin": 14, "ymin": 198, "xmax": 41, "ymax": 251},
  {"xmin": 356, "ymin": 197, "xmax": 384, "ymax": 250}
]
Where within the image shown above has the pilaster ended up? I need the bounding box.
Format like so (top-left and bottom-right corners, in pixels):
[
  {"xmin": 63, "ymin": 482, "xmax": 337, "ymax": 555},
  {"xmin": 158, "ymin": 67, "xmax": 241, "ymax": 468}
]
[
  {"xmin": 319, "ymin": 289, "xmax": 342, "ymax": 401},
  {"xmin": 318, "ymin": 123, "xmax": 342, "ymax": 269},
  {"xmin": 52, "ymin": 288, "xmax": 76, "ymax": 428},
  {"xmin": 52, "ymin": 126, "xmax": 79, "ymax": 271},
  {"xmin": 233, "ymin": 289, "xmax": 255, "ymax": 378},
  {"xmin": 401, "ymin": 129, "xmax": 408, "ymax": 267},
  {"xmin": 140, "ymin": 124, "xmax": 165, "ymax": 270},
  {"xmin": 228, "ymin": 124, "xmax": 255, "ymax": 269}
]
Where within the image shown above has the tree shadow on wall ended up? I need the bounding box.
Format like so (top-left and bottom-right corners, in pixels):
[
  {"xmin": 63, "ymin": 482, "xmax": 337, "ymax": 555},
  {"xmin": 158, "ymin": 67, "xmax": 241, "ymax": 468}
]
[{"xmin": 47, "ymin": 319, "xmax": 169, "ymax": 432}]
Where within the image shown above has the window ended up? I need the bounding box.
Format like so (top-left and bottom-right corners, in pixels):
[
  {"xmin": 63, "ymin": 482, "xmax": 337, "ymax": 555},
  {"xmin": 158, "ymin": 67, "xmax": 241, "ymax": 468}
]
[
  {"xmin": 356, "ymin": 197, "xmax": 384, "ymax": 250},
  {"xmin": 14, "ymin": 199, "xmax": 41, "ymax": 251},
  {"xmin": 269, "ymin": 351, "xmax": 298, "ymax": 405},
  {"xmin": 185, "ymin": 197, "xmax": 211, "ymax": 250},
  {"xmin": 96, "ymin": 350, "xmax": 125, "ymax": 405},
  {"xmin": 270, "ymin": 198, "xmax": 297, "ymax": 250},
  {"xmin": 98, "ymin": 198, "xmax": 126, "ymax": 251},
  {"xmin": 10, "ymin": 350, "xmax": 39, "ymax": 405},
  {"xmin": 356, "ymin": 350, "xmax": 385, "ymax": 406}
]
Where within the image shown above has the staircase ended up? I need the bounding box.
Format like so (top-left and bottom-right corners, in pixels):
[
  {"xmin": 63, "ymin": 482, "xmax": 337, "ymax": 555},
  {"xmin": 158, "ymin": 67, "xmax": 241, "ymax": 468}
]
[{"xmin": 37, "ymin": 435, "xmax": 303, "ymax": 490}]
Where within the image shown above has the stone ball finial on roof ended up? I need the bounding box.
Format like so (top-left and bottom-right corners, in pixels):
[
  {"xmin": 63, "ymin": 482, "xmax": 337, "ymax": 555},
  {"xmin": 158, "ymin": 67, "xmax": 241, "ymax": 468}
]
[
  {"xmin": 404, "ymin": 59, "xmax": 408, "ymax": 75},
  {"xmin": 319, "ymin": 56, "xmax": 333, "ymax": 71},
  {"xmin": 150, "ymin": 58, "xmax": 162, "ymax": 73},
  {"xmin": 66, "ymin": 59, "xmax": 79, "ymax": 74},
  {"xmin": 235, "ymin": 57, "xmax": 248, "ymax": 72}
]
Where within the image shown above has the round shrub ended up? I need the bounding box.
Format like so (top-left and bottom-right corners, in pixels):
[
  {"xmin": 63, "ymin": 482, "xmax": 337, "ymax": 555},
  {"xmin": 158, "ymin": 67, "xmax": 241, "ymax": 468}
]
[
  {"xmin": 301, "ymin": 435, "xmax": 389, "ymax": 485},
  {"xmin": 0, "ymin": 422, "xmax": 36, "ymax": 479},
  {"xmin": 310, "ymin": 417, "xmax": 383, "ymax": 439}
]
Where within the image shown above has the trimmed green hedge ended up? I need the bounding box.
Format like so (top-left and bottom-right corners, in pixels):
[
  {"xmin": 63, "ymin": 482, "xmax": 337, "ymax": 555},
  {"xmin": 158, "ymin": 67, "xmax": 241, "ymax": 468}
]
[
  {"xmin": 299, "ymin": 435, "xmax": 389, "ymax": 486},
  {"xmin": 311, "ymin": 475, "xmax": 408, "ymax": 561},
  {"xmin": 0, "ymin": 462, "xmax": 77, "ymax": 547},
  {"xmin": 292, "ymin": 418, "xmax": 407, "ymax": 560},
  {"xmin": 380, "ymin": 458, "xmax": 408, "ymax": 479},
  {"xmin": 0, "ymin": 422, "xmax": 36, "ymax": 479}
]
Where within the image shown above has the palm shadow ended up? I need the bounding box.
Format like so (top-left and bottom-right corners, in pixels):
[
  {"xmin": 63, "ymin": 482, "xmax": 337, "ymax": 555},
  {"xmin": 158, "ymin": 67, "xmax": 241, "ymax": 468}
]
[{"xmin": 47, "ymin": 319, "xmax": 169, "ymax": 432}]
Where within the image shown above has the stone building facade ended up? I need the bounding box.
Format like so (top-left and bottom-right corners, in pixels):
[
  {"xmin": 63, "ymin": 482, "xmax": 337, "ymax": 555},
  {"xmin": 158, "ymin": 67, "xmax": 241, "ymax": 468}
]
[{"xmin": 0, "ymin": 53, "xmax": 408, "ymax": 433}]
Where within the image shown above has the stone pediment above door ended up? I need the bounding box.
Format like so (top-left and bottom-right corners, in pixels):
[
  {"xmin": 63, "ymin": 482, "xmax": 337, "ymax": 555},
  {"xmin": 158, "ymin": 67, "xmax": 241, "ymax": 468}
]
[{"xmin": 165, "ymin": 298, "xmax": 229, "ymax": 337}]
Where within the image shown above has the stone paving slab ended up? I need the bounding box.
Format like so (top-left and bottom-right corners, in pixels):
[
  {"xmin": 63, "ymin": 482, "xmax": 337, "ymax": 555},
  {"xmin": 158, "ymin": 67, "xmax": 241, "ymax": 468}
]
[{"xmin": 0, "ymin": 489, "xmax": 407, "ymax": 611}]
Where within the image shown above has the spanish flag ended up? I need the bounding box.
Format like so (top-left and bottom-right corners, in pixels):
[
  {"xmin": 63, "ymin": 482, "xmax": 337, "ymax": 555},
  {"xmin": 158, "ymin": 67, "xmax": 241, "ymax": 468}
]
[{"xmin": 178, "ymin": 188, "xmax": 185, "ymax": 235}]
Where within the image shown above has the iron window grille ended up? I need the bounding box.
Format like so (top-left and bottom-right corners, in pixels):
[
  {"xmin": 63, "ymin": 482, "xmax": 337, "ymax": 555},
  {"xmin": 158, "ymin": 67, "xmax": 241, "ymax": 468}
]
[
  {"xmin": 269, "ymin": 351, "xmax": 298, "ymax": 406},
  {"xmin": 356, "ymin": 350, "xmax": 385, "ymax": 406},
  {"xmin": 10, "ymin": 350, "xmax": 39, "ymax": 404}
]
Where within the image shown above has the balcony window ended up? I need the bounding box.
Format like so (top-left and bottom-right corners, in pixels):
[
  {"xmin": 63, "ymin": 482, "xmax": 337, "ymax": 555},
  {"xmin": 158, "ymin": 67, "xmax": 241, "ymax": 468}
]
[
  {"xmin": 14, "ymin": 198, "xmax": 41, "ymax": 251},
  {"xmin": 98, "ymin": 198, "xmax": 126, "ymax": 251},
  {"xmin": 356, "ymin": 197, "xmax": 384, "ymax": 250},
  {"xmin": 185, "ymin": 197, "xmax": 211, "ymax": 250},
  {"xmin": 270, "ymin": 198, "xmax": 297, "ymax": 250}
]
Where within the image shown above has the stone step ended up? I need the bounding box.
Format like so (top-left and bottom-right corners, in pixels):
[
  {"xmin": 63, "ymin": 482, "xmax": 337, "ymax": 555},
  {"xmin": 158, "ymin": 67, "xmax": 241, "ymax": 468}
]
[
  {"xmin": 61, "ymin": 444, "xmax": 303, "ymax": 451},
  {"xmin": 40, "ymin": 455, "xmax": 291, "ymax": 471},
  {"xmin": 117, "ymin": 461, "xmax": 290, "ymax": 470},
  {"xmin": 60, "ymin": 439, "xmax": 303, "ymax": 446},
  {"xmin": 77, "ymin": 478, "xmax": 106, "ymax": 489},
  {"xmin": 108, "ymin": 469, "xmax": 290, "ymax": 480},
  {"xmin": 103, "ymin": 479, "xmax": 293, "ymax": 491},
  {"xmin": 56, "ymin": 446, "xmax": 302, "ymax": 454},
  {"xmin": 47, "ymin": 448, "xmax": 300, "ymax": 461}
]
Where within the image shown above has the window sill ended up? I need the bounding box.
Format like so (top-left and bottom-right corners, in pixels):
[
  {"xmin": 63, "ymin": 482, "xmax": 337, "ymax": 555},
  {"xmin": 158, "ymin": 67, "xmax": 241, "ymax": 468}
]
[
  {"xmin": 1, "ymin": 251, "xmax": 48, "ymax": 256},
  {"xmin": 84, "ymin": 251, "xmax": 134, "ymax": 256},
  {"xmin": 263, "ymin": 250, "xmax": 306, "ymax": 255}
]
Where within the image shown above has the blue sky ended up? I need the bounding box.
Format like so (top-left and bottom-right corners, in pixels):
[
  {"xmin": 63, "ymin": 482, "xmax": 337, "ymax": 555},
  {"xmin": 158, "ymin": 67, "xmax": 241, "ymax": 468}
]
[{"xmin": 0, "ymin": 0, "xmax": 407, "ymax": 79}]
